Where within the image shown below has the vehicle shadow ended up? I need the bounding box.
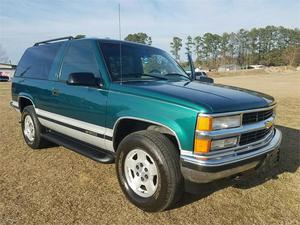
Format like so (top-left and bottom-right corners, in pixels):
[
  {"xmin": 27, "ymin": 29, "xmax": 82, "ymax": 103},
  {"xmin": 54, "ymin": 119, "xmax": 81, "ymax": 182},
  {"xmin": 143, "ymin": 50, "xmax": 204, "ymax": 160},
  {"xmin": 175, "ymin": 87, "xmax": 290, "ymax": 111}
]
[{"xmin": 172, "ymin": 125, "xmax": 300, "ymax": 210}]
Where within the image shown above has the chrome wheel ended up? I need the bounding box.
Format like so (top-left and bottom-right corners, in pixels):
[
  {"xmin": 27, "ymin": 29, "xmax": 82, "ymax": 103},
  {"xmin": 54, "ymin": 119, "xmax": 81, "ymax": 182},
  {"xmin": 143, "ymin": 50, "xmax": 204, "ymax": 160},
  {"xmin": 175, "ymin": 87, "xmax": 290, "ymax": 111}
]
[
  {"xmin": 124, "ymin": 149, "xmax": 159, "ymax": 198},
  {"xmin": 24, "ymin": 115, "xmax": 35, "ymax": 142}
]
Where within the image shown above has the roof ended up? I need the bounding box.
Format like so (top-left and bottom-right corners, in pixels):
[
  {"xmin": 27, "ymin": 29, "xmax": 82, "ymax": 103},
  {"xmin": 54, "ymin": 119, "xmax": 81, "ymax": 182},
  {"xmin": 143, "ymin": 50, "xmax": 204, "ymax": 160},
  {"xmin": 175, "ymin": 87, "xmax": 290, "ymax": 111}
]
[{"xmin": 32, "ymin": 36, "xmax": 156, "ymax": 49}]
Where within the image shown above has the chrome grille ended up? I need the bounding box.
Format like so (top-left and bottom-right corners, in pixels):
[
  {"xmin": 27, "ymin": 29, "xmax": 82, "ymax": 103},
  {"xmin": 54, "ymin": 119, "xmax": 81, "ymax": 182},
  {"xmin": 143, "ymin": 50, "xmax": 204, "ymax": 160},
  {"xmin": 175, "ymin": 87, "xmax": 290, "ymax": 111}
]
[
  {"xmin": 239, "ymin": 127, "xmax": 273, "ymax": 145},
  {"xmin": 242, "ymin": 109, "xmax": 274, "ymax": 124}
]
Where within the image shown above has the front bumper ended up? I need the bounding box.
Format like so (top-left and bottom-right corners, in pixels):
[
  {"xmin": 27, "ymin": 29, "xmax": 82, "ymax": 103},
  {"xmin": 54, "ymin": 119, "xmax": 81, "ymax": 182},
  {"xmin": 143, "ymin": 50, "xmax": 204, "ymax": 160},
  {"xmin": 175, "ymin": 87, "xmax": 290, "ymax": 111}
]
[
  {"xmin": 10, "ymin": 100, "xmax": 19, "ymax": 111},
  {"xmin": 181, "ymin": 128, "xmax": 282, "ymax": 183}
]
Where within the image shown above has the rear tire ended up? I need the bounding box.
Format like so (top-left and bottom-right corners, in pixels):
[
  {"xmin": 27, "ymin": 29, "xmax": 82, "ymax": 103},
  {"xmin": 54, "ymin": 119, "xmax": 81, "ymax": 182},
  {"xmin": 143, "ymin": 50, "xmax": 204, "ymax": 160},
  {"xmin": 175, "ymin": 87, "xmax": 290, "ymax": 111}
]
[
  {"xmin": 21, "ymin": 106, "xmax": 50, "ymax": 149},
  {"xmin": 116, "ymin": 130, "xmax": 183, "ymax": 212}
]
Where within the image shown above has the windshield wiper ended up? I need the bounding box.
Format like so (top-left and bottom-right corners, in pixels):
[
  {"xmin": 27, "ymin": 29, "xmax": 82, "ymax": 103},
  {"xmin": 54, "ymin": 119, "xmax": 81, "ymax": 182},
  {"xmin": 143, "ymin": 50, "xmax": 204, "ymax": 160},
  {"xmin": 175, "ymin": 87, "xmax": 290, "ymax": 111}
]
[
  {"xmin": 119, "ymin": 73, "xmax": 168, "ymax": 81},
  {"xmin": 163, "ymin": 73, "xmax": 190, "ymax": 80},
  {"xmin": 19, "ymin": 66, "xmax": 31, "ymax": 77}
]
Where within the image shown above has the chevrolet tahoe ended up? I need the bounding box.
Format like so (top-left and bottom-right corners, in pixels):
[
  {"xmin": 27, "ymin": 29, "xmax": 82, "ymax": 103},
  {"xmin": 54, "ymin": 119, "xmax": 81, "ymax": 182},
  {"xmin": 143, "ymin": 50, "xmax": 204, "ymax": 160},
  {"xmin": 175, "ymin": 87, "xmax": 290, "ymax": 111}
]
[{"xmin": 10, "ymin": 36, "xmax": 282, "ymax": 212}]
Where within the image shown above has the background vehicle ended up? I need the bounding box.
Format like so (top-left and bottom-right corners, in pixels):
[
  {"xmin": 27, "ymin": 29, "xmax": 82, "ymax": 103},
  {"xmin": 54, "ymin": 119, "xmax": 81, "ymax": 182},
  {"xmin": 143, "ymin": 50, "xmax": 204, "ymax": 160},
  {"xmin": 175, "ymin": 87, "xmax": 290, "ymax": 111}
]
[
  {"xmin": 10, "ymin": 36, "xmax": 281, "ymax": 212},
  {"xmin": 0, "ymin": 63, "xmax": 16, "ymax": 81},
  {"xmin": 185, "ymin": 67, "xmax": 214, "ymax": 83},
  {"xmin": 195, "ymin": 71, "xmax": 214, "ymax": 83},
  {"xmin": 0, "ymin": 75, "xmax": 9, "ymax": 82},
  {"xmin": 195, "ymin": 71, "xmax": 207, "ymax": 77},
  {"xmin": 0, "ymin": 72, "xmax": 9, "ymax": 82}
]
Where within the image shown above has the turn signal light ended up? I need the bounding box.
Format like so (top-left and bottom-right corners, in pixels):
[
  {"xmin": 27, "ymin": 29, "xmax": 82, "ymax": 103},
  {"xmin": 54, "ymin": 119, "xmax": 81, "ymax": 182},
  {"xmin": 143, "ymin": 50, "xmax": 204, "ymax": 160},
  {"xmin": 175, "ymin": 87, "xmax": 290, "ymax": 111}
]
[
  {"xmin": 194, "ymin": 138, "xmax": 211, "ymax": 153},
  {"xmin": 196, "ymin": 116, "xmax": 212, "ymax": 131}
]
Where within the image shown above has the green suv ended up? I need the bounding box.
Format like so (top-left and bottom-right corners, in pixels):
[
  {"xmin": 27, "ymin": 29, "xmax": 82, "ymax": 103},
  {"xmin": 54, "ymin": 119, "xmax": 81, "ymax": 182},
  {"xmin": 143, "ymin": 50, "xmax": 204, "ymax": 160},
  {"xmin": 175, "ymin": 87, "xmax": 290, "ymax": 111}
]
[{"xmin": 11, "ymin": 36, "xmax": 282, "ymax": 212}]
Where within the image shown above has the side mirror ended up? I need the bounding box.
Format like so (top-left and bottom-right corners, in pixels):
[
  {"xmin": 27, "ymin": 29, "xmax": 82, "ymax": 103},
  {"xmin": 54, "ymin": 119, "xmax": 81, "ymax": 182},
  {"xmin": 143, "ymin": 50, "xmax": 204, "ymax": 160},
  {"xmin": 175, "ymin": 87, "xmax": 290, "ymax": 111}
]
[{"xmin": 67, "ymin": 72, "xmax": 102, "ymax": 87}]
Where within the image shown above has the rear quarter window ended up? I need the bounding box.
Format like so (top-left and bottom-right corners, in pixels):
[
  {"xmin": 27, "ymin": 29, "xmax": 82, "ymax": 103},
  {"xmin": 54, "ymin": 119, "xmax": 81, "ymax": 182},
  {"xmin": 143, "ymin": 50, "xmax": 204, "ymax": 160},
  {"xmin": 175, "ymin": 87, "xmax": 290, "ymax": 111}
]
[{"xmin": 15, "ymin": 43, "xmax": 62, "ymax": 79}]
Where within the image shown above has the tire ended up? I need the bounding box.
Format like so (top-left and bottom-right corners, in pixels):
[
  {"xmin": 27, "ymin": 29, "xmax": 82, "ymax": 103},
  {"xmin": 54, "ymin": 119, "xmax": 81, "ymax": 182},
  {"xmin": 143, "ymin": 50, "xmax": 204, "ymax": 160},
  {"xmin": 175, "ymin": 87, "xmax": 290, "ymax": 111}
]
[
  {"xmin": 116, "ymin": 130, "xmax": 183, "ymax": 212},
  {"xmin": 21, "ymin": 105, "xmax": 50, "ymax": 149}
]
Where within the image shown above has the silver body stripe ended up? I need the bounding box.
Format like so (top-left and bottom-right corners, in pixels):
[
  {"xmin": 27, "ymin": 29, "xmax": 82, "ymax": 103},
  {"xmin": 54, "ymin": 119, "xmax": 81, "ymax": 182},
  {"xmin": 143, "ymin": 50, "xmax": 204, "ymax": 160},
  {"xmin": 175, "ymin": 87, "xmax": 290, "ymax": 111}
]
[
  {"xmin": 105, "ymin": 140, "xmax": 114, "ymax": 152},
  {"xmin": 36, "ymin": 109, "xmax": 114, "ymax": 152},
  {"xmin": 105, "ymin": 128, "xmax": 114, "ymax": 137},
  {"xmin": 35, "ymin": 109, "xmax": 187, "ymax": 152},
  {"xmin": 35, "ymin": 108, "xmax": 113, "ymax": 137},
  {"xmin": 39, "ymin": 118, "xmax": 113, "ymax": 151}
]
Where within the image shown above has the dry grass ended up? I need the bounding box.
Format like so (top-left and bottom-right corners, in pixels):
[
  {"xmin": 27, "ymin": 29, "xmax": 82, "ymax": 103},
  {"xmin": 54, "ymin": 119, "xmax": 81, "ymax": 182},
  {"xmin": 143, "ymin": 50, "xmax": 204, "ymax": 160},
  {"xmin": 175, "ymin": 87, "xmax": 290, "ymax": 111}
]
[{"xmin": 0, "ymin": 72, "xmax": 299, "ymax": 225}]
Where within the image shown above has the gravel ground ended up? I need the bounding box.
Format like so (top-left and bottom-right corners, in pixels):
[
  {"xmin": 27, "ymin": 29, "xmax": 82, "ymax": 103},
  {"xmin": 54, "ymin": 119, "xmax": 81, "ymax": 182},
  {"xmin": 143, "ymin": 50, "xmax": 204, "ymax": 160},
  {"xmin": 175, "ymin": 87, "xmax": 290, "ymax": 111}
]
[{"xmin": 0, "ymin": 72, "xmax": 299, "ymax": 225}]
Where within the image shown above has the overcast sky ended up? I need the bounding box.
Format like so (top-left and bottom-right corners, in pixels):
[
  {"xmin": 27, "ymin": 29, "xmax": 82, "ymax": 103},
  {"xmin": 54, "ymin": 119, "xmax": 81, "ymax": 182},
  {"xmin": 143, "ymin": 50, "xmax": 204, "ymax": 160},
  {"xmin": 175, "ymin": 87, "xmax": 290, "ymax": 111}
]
[{"xmin": 0, "ymin": 0, "xmax": 300, "ymax": 64}]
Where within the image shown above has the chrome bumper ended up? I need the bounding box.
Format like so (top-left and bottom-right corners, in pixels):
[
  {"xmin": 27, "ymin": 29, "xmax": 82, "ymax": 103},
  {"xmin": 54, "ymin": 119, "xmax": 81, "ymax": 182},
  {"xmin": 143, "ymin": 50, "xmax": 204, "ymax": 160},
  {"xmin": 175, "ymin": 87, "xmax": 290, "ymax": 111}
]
[
  {"xmin": 10, "ymin": 100, "xmax": 19, "ymax": 112},
  {"xmin": 181, "ymin": 128, "xmax": 282, "ymax": 183}
]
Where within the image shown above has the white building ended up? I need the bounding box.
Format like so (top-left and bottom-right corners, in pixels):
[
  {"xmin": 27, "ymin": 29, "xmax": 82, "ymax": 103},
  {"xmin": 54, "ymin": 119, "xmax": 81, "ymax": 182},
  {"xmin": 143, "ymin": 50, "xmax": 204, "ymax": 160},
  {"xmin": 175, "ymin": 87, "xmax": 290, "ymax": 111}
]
[{"xmin": 0, "ymin": 63, "xmax": 16, "ymax": 79}]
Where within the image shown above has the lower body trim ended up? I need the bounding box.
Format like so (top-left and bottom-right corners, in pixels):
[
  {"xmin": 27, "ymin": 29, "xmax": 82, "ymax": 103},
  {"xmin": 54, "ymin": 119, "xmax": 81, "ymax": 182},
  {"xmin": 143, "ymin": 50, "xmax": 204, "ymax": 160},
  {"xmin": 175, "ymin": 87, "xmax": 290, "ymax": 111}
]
[{"xmin": 38, "ymin": 117, "xmax": 114, "ymax": 152}]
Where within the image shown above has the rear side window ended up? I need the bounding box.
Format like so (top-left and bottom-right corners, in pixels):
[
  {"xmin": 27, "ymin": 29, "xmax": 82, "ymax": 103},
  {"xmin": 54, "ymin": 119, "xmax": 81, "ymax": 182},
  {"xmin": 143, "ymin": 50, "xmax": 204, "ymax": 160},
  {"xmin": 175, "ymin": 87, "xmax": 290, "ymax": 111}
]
[
  {"xmin": 60, "ymin": 40, "xmax": 99, "ymax": 81},
  {"xmin": 15, "ymin": 43, "xmax": 62, "ymax": 79}
]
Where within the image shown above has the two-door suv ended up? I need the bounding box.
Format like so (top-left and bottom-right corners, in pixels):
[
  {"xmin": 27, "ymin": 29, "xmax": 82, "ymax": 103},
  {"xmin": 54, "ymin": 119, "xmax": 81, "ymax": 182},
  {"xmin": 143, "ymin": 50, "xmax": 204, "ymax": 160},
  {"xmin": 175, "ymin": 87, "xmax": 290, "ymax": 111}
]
[{"xmin": 11, "ymin": 36, "xmax": 282, "ymax": 212}]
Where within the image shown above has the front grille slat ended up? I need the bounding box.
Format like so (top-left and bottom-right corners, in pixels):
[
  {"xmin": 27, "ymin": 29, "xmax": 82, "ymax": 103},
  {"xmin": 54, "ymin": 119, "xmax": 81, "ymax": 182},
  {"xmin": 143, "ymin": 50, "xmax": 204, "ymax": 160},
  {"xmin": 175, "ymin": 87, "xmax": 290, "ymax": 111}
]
[
  {"xmin": 239, "ymin": 127, "xmax": 273, "ymax": 145},
  {"xmin": 242, "ymin": 109, "xmax": 273, "ymax": 124}
]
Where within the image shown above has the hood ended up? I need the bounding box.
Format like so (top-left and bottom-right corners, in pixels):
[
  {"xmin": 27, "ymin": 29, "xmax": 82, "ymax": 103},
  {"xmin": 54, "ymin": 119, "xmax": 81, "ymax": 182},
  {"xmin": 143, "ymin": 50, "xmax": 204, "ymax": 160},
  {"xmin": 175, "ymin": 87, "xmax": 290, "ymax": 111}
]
[{"xmin": 111, "ymin": 80, "xmax": 275, "ymax": 113}]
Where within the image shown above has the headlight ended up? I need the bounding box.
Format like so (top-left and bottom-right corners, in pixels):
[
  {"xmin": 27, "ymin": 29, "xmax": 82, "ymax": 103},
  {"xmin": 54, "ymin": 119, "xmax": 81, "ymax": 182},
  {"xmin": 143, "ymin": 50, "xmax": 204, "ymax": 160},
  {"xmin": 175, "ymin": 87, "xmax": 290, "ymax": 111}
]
[
  {"xmin": 194, "ymin": 114, "xmax": 241, "ymax": 154},
  {"xmin": 197, "ymin": 115, "xmax": 241, "ymax": 131},
  {"xmin": 212, "ymin": 115, "xmax": 241, "ymax": 130},
  {"xmin": 211, "ymin": 137, "xmax": 238, "ymax": 150},
  {"xmin": 194, "ymin": 136, "xmax": 238, "ymax": 153}
]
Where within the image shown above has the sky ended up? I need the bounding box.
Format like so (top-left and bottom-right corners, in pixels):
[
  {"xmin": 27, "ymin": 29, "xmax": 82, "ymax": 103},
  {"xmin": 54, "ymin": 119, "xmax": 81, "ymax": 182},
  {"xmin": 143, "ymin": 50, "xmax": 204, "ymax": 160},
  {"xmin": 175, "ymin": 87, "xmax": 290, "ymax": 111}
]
[{"xmin": 0, "ymin": 0, "xmax": 300, "ymax": 64}]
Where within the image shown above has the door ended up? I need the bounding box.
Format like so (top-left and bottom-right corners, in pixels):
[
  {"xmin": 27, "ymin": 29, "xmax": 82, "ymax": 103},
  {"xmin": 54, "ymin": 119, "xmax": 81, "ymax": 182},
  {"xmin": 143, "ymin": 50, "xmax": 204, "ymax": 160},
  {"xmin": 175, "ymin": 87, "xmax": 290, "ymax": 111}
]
[{"xmin": 38, "ymin": 40, "xmax": 110, "ymax": 150}]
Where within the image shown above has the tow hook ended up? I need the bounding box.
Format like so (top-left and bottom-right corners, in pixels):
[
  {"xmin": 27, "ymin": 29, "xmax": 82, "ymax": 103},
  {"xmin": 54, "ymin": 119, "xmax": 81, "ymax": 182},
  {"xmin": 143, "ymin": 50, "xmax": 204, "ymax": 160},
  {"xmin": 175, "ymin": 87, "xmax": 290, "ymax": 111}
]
[{"xmin": 233, "ymin": 174, "xmax": 242, "ymax": 181}]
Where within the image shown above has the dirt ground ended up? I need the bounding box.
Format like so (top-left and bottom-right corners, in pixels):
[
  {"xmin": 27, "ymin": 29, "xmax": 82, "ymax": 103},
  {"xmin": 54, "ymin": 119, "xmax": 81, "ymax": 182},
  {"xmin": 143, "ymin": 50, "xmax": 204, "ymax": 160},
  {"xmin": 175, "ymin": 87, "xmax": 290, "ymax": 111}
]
[{"xmin": 0, "ymin": 72, "xmax": 299, "ymax": 225}]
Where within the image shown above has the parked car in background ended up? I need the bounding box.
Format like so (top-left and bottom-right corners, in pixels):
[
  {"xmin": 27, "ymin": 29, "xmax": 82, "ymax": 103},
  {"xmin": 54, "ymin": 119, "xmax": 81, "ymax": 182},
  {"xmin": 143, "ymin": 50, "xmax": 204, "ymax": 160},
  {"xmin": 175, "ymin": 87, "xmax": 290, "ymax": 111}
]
[
  {"xmin": 0, "ymin": 72, "xmax": 9, "ymax": 82},
  {"xmin": 195, "ymin": 71, "xmax": 207, "ymax": 77},
  {"xmin": 11, "ymin": 36, "xmax": 281, "ymax": 212},
  {"xmin": 186, "ymin": 70, "xmax": 214, "ymax": 83},
  {"xmin": 0, "ymin": 63, "xmax": 16, "ymax": 81}
]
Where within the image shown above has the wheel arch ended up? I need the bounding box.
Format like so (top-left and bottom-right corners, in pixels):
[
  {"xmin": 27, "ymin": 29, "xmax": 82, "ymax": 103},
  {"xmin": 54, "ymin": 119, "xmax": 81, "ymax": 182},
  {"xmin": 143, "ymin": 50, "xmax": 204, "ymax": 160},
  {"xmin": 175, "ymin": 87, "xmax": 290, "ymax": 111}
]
[
  {"xmin": 112, "ymin": 117, "xmax": 183, "ymax": 152},
  {"xmin": 18, "ymin": 95, "xmax": 35, "ymax": 112}
]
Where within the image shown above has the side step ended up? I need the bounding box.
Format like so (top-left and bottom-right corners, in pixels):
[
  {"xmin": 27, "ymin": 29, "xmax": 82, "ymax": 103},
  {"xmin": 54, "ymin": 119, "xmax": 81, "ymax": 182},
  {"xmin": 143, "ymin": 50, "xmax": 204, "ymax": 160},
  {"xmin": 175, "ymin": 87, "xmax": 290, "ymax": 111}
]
[{"xmin": 41, "ymin": 131, "xmax": 115, "ymax": 164}]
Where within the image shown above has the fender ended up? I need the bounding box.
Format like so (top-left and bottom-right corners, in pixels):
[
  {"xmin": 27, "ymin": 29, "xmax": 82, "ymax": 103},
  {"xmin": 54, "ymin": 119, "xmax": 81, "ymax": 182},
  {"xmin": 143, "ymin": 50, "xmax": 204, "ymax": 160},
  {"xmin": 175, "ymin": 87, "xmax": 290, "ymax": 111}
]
[
  {"xmin": 18, "ymin": 93, "xmax": 36, "ymax": 110},
  {"xmin": 112, "ymin": 116, "xmax": 184, "ymax": 151}
]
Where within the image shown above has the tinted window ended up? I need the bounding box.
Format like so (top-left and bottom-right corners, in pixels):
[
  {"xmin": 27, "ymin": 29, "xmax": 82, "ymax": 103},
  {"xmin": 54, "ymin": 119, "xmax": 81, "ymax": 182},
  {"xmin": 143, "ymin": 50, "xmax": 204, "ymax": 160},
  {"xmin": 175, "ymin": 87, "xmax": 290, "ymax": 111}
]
[
  {"xmin": 60, "ymin": 40, "xmax": 99, "ymax": 81},
  {"xmin": 15, "ymin": 43, "xmax": 62, "ymax": 79},
  {"xmin": 141, "ymin": 54, "xmax": 174, "ymax": 75},
  {"xmin": 100, "ymin": 42, "xmax": 188, "ymax": 81}
]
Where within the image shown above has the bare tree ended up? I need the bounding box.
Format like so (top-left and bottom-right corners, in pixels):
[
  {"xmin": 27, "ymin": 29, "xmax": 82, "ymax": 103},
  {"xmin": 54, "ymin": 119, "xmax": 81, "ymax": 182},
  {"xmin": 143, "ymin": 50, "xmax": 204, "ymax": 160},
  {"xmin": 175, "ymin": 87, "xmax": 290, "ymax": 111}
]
[{"xmin": 283, "ymin": 47, "xmax": 300, "ymax": 66}]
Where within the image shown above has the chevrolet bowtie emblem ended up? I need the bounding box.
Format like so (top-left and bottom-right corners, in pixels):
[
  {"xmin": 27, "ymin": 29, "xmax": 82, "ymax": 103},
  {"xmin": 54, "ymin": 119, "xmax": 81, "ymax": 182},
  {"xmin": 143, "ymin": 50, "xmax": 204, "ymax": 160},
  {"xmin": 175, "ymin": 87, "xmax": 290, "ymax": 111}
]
[{"xmin": 265, "ymin": 120, "xmax": 273, "ymax": 129}]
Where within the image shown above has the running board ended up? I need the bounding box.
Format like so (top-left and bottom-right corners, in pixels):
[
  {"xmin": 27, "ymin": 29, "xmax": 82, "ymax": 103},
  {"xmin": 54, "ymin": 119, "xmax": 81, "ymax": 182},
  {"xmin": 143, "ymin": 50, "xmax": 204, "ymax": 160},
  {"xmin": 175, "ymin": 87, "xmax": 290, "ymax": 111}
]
[{"xmin": 41, "ymin": 131, "xmax": 115, "ymax": 164}]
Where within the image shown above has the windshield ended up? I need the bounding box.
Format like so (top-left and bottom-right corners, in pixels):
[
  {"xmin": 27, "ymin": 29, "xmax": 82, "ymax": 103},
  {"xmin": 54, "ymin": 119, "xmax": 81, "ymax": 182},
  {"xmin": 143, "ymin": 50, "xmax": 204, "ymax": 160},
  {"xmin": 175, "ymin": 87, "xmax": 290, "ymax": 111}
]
[{"xmin": 99, "ymin": 42, "xmax": 189, "ymax": 82}]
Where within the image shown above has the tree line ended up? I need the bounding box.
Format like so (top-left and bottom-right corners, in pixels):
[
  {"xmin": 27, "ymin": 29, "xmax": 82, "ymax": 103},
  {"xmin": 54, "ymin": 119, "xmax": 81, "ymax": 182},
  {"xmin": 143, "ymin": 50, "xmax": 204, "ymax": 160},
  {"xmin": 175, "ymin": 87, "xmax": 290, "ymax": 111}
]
[{"xmin": 125, "ymin": 26, "xmax": 300, "ymax": 69}]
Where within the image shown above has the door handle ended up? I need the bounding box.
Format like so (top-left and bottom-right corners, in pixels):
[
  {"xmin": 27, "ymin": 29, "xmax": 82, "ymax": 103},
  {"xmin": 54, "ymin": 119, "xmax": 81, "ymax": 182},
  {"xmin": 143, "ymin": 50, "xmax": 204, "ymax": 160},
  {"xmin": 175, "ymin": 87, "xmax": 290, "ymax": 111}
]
[{"xmin": 51, "ymin": 88, "xmax": 60, "ymax": 96}]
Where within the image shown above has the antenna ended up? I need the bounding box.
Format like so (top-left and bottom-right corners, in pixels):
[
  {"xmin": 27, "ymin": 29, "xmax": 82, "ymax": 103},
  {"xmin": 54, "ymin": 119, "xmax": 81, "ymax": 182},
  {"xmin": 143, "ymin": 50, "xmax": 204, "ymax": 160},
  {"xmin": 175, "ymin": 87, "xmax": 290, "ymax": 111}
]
[
  {"xmin": 118, "ymin": 3, "xmax": 123, "ymax": 84},
  {"xmin": 118, "ymin": 3, "xmax": 121, "ymax": 40}
]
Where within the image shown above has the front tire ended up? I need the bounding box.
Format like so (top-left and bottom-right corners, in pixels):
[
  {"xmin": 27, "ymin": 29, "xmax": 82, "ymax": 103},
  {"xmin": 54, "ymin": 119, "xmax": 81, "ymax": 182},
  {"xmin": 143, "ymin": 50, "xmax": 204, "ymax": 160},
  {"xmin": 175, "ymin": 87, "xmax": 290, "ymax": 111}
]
[{"xmin": 116, "ymin": 130, "xmax": 183, "ymax": 212}]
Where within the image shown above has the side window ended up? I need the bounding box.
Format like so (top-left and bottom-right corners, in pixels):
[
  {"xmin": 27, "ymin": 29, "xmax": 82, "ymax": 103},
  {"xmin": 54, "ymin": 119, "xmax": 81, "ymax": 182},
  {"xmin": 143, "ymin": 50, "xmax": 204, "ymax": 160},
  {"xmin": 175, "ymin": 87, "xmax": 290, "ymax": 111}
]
[
  {"xmin": 60, "ymin": 40, "xmax": 99, "ymax": 81},
  {"xmin": 15, "ymin": 43, "xmax": 62, "ymax": 79}
]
